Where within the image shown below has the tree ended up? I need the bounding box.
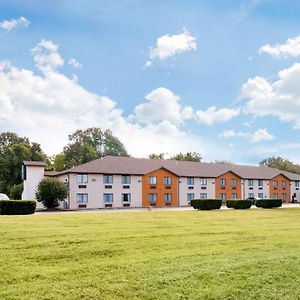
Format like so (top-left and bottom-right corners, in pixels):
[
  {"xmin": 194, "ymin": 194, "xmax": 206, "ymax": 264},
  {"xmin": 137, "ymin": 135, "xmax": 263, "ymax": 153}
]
[
  {"xmin": 61, "ymin": 127, "xmax": 129, "ymax": 169},
  {"xmin": 0, "ymin": 132, "xmax": 29, "ymax": 156},
  {"xmin": 36, "ymin": 178, "xmax": 68, "ymax": 209},
  {"xmin": 9, "ymin": 184, "xmax": 23, "ymax": 200},
  {"xmin": 259, "ymin": 156, "xmax": 300, "ymax": 174},
  {"xmin": 149, "ymin": 153, "xmax": 165, "ymax": 159},
  {"xmin": 170, "ymin": 152, "xmax": 202, "ymax": 162}
]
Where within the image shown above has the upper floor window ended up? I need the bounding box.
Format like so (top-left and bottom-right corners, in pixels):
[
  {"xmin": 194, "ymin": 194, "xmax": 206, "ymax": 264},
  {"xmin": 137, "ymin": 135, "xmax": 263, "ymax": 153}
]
[
  {"xmin": 148, "ymin": 176, "xmax": 157, "ymax": 184},
  {"xmin": 248, "ymin": 179, "xmax": 254, "ymax": 187},
  {"xmin": 164, "ymin": 177, "xmax": 172, "ymax": 185},
  {"xmin": 220, "ymin": 179, "xmax": 226, "ymax": 186},
  {"xmin": 164, "ymin": 193, "xmax": 172, "ymax": 201},
  {"xmin": 77, "ymin": 193, "xmax": 88, "ymax": 203},
  {"xmin": 295, "ymin": 181, "xmax": 300, "ymax": 187},
  {"xmin": 272, "ymin": 180, "xmax": 278, "ymax": 187},
  {"xmin": 231, "ymin": 179, "xmax": 237, "ymax": 187},
  {"xmin": 122, "ymin": 175, "xmax": 131, "ymax": 184},
  {"xmin": 200, "ymin": 193, "xmax": 207, "ymax": 199},
  {"xmin": 103, "ymin": 175, "xmax": 113, "ymax": 184},
  {"xmin": 258, "ymin": 179, "xmax": 263, "ymax": 187},
  {"xmin": 200, "ymin": 178, "xmax": 207, "ymax": 185},
  {"xmin": 148, "ymin": 193, "xmax": 157, "ymax": 202},
  {"xmin": 77, "ymin": 174, "xmax": 88, "ymax": 183},
  {"xmin": 187, "ymin": 193, "xmax": 194, "ymax": 202},
  {"xmin": 281, "ymin": 181, "xmax": 286, "ymax": 187},
  {"xmin": 103, "ymin": 193, "xmax": 113, "ymax": 202},
  {"xmin": 187, "ymin": 177, "xmax": 194, "ymax": 185}
]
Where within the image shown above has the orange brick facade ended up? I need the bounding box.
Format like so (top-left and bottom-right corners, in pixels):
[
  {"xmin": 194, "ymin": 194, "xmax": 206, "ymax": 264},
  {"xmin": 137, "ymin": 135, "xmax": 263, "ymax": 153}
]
[
  {"xmin": 142, "ymin": 168, "xmax": 178, "ymax": 207},
  {"xmin": 215, "ymin": 171, "xmax": 242, "ymax": 201},
  {"xmin": 269, "ymin": 174, "xmax": 290, "ymax": 202}
]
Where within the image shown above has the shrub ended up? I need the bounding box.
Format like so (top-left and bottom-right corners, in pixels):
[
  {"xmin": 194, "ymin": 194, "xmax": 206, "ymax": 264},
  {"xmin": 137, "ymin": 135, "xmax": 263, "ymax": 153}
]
[
  {"xmin": 226, "ymin": 200, "xmax": 252, "ymax": 209},
  {"xmin": 190, "ymin": 199, "xmax": 222, "ymax": 210},
  {"xmin": 255, "ymin": 199, "xmax": 282, "ymax": 209},
  {"xmin": 9, "ymin": 183, "xmax": 23, "ymax": 200},
  {"xmin": 0, "ymin": 200, "xmax": 36, "ymax": 215},
  {"xmin": 36, "ymin": 178, "xmax": 68, "ymax": 209}
]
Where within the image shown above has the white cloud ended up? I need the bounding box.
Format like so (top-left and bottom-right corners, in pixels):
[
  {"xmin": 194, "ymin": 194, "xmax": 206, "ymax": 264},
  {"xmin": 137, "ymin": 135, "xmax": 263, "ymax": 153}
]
[
  {"xmin": 219, "ymin": 128, "xmax": 275, "ymax": 143},
  {"xmin": 68, "ymin": 58, "xmax": 82, "ymax": 70},
  {"xmin": 134, "ymin": 87, "xmax": 193, "ymax": 124},
  {"xmin": 145, "ymin": 28, "xmax": 196, "ymax": 67},
  {"xmin": 196, "ymin": 106, "xmax": 240, "ymax": 126},
  {"xmin": 242, "ymin": 62, "xmax": 300, "ymax": 128},
  {"xmin": 31, "ymin": 39, "xmax": 64, "ymax": 73},
  {"xmin": 259, "ymin": 36, "xmax": 300, "ymax": 58},
  {"xmin": 0, "ymin": 17, "xmax": 30, "ymax": 31},
  {"xmin": 0, "ymin": 39, "xmax": 206, "ymax": 158}
]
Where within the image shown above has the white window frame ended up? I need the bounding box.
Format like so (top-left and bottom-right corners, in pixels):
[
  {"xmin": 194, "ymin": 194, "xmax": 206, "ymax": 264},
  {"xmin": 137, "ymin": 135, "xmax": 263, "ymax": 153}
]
[
  {"xmin": 258, "ymin": 179, "xmax": 263, "ymax": 187},
  {"xmin": 220, "ymin": 179, "xmax": 226, "ymax": 186},
  {"xmin": 103, "ymin": 175, "xmax": 113, "ymax": 184},
  {"xmin": 103, "ymin": 193, "xmax": 113, "ymax": 203},
  {"xmin": 148, "ymin": 193, "xmax": 157, "ymax": 201},
  {"xmin": 187, "ymin": 193, "xmax": 194, "ymax": 202},
  {"xmin": 187, "ymin": 177, "xmax": 194, "ymax": 185},
  {"xmin": 77, "ymin": 193, "xmax": 88, "ymax": 203},
  {"xmin": 77, "ymin": 174, "xmax": 88, "ymax": 184},
  {"xmin": 122, "ymin": 175, "xmax": 131, "ymax": 184},
  {"xmin": 164, "ymin": 193, "xmax": 172, "ymax": 201},
  {"xmin": 231, "ymin": 193, "xmax": 237, "ymax": 199},
  {"xmin": 248, "ymin": 179, "xmax": 254, "ymax": 187},
  {"xmin": 164, "ymin": 177, "xmax": 172, "ymax": 185},
  {"xmin": 148, "ymin": 176, "xmax": 157, "ymax": 184},
  {"xmin": 200, "ymin": 178, "xmax": 207, "ymax": 185},
  {"xmin": 122, "ymin": 193, "xmax": 131, "ymax": 202},
  {"xmin": 200, "ymin": 193, "xmax": 207, "ymax": 199}
]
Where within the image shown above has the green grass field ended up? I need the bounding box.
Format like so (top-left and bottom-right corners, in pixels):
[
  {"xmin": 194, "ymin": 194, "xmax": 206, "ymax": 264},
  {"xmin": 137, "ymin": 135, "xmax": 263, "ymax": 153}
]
[{"xmin": 1, "ymin": 209, "xmax": 300, "ymax": 299}]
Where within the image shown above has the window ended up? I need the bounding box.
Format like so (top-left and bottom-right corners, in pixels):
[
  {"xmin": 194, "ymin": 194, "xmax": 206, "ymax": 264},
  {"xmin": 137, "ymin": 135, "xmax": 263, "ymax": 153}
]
[
  {"xmin": 77, "ymin": 174, "xmax": 88, "ymax": 183},
  {"xmin": 122, "ymin": 175, "xmax": 131, "ymax": 184},
  {"xmin": 258, "ymin": 179, "xmax": 263, "ymax": 187},
  {"xmin": 77, "ymin": 193, "xmax": 88, "ymax": 203},
  {"xmin": 187, "ymin": 177, "xmax": 194, "ymax": 185},
  {"xmin": 273, "ymin": 193, "xmax": 278, "ymax": 199},
  {"xmin": 248, "ymin": 179, "xmax": 254, "ymax": 187},
  {"xmin": 220, "ymin": 179, "xmax": 226, "ymax": 186},
  {"xmin": 122, "ymin": 193, "xmax": 131, "ymax": 202},
  {"xmin": 164, "ymin": 193, "xmax": 172, "ymax": 201},
  {"xmin": 148, "ymin": 193, "xmax": 157, "ymax": 202},
  {"xmin": 258, "ymin": 193, "xmax": 264, "ymax": 199},
  {"xmin": 200, "ymin": 178, "xmax": 207, "ymax": 185},
  {"xmin": 231, "ymin": 179, "xmax": 237, "ymax": 187},
  {"xmin": 103, "ymin": 175, "xmax": 113, "ymax": 184},
  {"xmin": 164, "ymin": 177, "xmax": 172, "ymax": 185},
  {"xmin": 272, "ymin": 180, "xmax": 278, "ymax": 187},
  {"xmin": 148, "ymin": 176, "xmax": 157, "ymax": 184},
  {"xmin": 187, "ymin": 193, "xmax": 194, "ymax": 202},
  {"xmin": 103, "ymin": 193, "xmax": 113, "ymax": 203},
  {"xmin": 220, "ymin": 193, "xmax": 226, "ymax": 200},
  {"xmin": 282, "ymin": 193, "xmax": 286, "ymax": 200},
  {"xmin": 231, "ymin": 193, "xmax": 237, "ymax": 199},
  {"xmin": 295, "ymin": 181, "xmax": 300, "ymax": 187},
  {"xmin": 200, "ymin": 193, "xmax": 207, "ymax": 199},
  {"xmin": 248, "ymin": 193, "xmax": 254, "ymax": 198},
  {"xmin": 282, "ymin": 181, "xmax": 286, "ymax": 187}
]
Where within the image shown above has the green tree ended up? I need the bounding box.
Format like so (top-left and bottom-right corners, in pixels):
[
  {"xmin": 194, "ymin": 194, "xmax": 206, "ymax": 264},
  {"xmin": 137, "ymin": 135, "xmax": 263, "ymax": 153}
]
[
  {"xmin": 259, "ymin": 156, "xmax": 300, "ymax": 174},
  {"xmin": 0, "ymin": 132, "xmax": 29, "ymax": 156},
  {"xmin": 9, "ymin": 183, "xmax": 23, "ymax": 200},
  {"xmin": 35, "ymin": 178, "xmax": 68, "ymax": 209},
  {"xmin": 170, "ymin": 152, "xmax": 202, "ymax": 162},
  {"xmin": 149, "ymin": 153, "xmax": 165, "ymax": 159}
]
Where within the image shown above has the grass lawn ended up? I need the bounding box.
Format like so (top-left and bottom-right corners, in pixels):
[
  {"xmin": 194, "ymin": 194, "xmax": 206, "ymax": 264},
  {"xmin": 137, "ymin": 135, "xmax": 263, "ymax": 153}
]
[{"xmin": 1, "ymin": 209, "xmax": 300, "ymax": 299}]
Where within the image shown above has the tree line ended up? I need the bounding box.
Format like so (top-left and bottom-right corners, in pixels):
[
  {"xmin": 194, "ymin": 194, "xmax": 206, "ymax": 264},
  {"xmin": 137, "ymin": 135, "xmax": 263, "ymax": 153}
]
[{"xmin": 1, "ymin": 127, "xmax": 300, "ymax": 198}]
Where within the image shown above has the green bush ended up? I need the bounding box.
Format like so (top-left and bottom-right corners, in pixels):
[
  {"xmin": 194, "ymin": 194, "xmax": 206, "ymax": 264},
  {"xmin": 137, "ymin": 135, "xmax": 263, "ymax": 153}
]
[
  {"xmin": 226, "ymin": 200, "xmax": 252, "ymax": 209},
  {"xmin": 36, "ymin": 178, "xmax": 68, "ymax": 209},
  {"xmin": 190, "ymin": 199, "xmax": 222, "ymax": 210},
  {"xmin": 255, "ymin": 199, "xmax": 282, "ymax": 209},
  {"xmin": 0, "ymin": 200, "xmax": 36, "ymax": 215},
  {"xmin": 9, "ymin": 183, "xmax": 23, "ymax": 200}
]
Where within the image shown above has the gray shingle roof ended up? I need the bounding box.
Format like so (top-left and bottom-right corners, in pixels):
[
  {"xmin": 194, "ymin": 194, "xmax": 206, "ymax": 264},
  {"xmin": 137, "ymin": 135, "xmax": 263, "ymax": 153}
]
[
  {"xmin": 52, "ymin": 156, "xmax": 300, "ymax": 180},
  {"xmin": 23, "ymin": 161, "xmax": 47, "ymax": 167}
]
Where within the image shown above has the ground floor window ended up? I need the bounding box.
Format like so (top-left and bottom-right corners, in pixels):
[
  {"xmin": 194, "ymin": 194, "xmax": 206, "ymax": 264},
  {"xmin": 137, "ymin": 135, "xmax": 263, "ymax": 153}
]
[
  {"xmin": 273, "ymin": 193, "xmax": 278, "ymax": 199},
  {"xmin": 220, "ymin": 193, "xmax": 226, "ymax": 200},
  {"xmin": 77, "ymin": 193, "xmax": 88, "ymax": 203},
  {"xmin": 248, "ymin": 193, "xmax": 254, "ymax": 198},
  {"xmin": 282, "ymin": 193, "xmax": 286, "ymax": 200},
  {"xmin": 187, "ymin": 193, "xmax": 194, "ymax": 202},
  {"xmin": 103, "ymin": 193, "xmax": 113, "ymax": 202},
  {"xmin": 148, "ymin": 193, "xmax": 157, "ymax": 202},
  {"xmin": 258, "ymin": 193, "xmax": 264, "ymax": 198},
  {"xmin": 164, "ymin": 193, "xmax": 172, "ymax": 201},
  {"xmin": 122, "ymin": 193, "xmax": 131, "ymax": 202},
  {"xmin": 200, "ymin": 193, "xmax": 207, "ymax": 199},
  {"xmin": 231, "ymin": 193, "xmax": 237, "ymax": 199}
]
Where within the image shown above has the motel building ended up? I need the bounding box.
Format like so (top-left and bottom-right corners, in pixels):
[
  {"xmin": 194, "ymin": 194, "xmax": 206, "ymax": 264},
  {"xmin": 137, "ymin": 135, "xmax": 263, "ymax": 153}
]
[{"xmin": 22, "ymin": 156, "xmax": 300, "ymax": 209}]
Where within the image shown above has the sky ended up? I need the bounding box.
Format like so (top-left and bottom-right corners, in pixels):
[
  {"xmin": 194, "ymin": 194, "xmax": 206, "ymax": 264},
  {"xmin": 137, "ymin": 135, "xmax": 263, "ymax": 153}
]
[{"xmin": 1, "ymin": 0, "xmax": 300, "ymax": 164}]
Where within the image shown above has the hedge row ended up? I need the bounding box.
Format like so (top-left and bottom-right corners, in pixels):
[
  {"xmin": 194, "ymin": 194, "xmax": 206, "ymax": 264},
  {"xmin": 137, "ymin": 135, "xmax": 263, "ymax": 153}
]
[
  {"xmin": 0, "ymin": 200, "xmax": 36, "ymax": 215},
  {"xmin": 190, "ymin": 199, "xmax": 283, "ymax": 210}
]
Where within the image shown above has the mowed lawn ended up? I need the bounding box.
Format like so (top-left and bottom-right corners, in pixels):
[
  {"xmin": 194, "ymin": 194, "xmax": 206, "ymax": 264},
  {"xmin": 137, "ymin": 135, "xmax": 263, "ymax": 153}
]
[{"xmin": 1, "ymin": 209, "xmax": 300, "ymax": 299}]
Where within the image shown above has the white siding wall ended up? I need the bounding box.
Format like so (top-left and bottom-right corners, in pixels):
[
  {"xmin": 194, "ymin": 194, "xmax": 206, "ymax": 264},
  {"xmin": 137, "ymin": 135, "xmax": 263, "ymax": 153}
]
[
  {"xmin": 242, "ymin": 179, "xmax": 269, "ymax": 199},
  {"xmin": 179, "ymin": 177, "xmax": 215, "ymax": 206},
  {"xmin": 291, "ymin": 181, "xmax": 300, "ymax": 202},
  {"xmin": 68, "ymin": 174, "xmax": 143, "ymax": 209},
  {"xmin": 22, "ymin": 165, "xmax": 44, "ymax": 200}
]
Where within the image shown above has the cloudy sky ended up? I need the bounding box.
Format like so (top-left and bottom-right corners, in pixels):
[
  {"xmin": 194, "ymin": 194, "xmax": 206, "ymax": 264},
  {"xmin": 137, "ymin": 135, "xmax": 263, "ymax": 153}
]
[{"xmin": 1, "ymin": 0, "xmax": 300, "ymax": 164}]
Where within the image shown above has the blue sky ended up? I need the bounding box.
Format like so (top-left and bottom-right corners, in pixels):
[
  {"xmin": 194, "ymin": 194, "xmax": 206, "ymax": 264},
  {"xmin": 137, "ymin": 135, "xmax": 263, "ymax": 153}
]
[{"xmin": 1, "ymin": 0, "xmax": 300, "ymax": 164}]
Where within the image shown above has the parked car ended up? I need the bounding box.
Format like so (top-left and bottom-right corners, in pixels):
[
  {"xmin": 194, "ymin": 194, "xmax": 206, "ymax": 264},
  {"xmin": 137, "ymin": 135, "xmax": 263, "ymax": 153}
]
[{"xmin": 246, "ymin": 196, "xmax": 262, "ymax": 205}]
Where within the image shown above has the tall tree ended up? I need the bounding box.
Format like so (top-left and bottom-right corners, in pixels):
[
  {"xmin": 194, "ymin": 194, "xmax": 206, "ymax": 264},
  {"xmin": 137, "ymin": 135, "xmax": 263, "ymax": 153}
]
[
  {"xmin": 149, "ymin": 153, "xmax": 165, "ymax": 159},
  {"xmin": 170, "ymin": 152, "xmax": 202, "ymax": 162},
  {"xmin": 259, "ymin": 156, "xmax": 300, "ymax": 174}
]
